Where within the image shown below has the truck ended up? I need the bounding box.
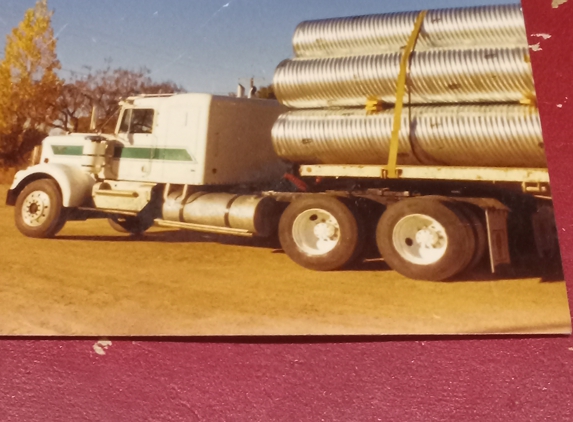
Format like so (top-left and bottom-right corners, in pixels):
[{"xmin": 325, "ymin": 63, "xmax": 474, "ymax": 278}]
[{"xmin": 4, "ymin": 4, "xmax": 560, "ymax": 281}]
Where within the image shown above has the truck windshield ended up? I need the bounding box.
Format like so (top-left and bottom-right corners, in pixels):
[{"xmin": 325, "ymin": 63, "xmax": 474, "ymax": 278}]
[{"xmin": 118, "ymin": 108, "xmax": 155, "ymax": 134}]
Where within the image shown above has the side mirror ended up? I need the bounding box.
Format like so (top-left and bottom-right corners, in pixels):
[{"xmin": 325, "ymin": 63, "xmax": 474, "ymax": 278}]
[
  {"xmin": 89, "ymin": 106, "xmax": 98, "ymax": 132},
  {"xmin": 30, "ymin": 145, "xmax": 42, "ymax": 166}
]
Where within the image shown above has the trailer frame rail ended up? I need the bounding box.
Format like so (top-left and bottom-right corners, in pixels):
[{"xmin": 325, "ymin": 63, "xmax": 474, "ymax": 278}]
[{"xmin": 300, "ymin": 164, "xmax": 550, "ymax": 193}]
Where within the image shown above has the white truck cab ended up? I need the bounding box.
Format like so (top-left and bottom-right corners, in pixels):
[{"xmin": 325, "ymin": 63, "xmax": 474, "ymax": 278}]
[{"xmin": 6, "ymin": 93, "xmax": 289, "ymax": 235}]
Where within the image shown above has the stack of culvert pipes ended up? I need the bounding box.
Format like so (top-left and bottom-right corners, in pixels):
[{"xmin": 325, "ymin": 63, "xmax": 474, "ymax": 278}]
[{"xmin": 271, "ymin": 4, "xmax": 547, "ymax": 169}]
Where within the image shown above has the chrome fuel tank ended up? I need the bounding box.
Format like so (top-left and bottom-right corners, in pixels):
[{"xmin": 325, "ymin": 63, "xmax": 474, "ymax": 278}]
[
  {"xmin": 292, "ymin": 4, "xmax": 527, "ymax": 58},
  {"xmin": 162, "ymin": 192, "xmax": 279, "ymax": 237},
  {"xmin": 271, "ymin": 105, "xmax": 546, "ymax": 168},
  {"xmin": 273, "ymin": 47, "xmax": 534, "ymax": 109}
]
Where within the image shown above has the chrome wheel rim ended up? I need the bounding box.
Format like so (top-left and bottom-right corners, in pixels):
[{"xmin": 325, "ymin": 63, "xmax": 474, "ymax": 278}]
[
  {"xmin": 392, "ymin": 214, "xmax": 448, "ymax": 265},
  {"xmin": 292, "ymin": 208, "xmax": 341, "ymax": 256},
  {"xmin": 21, "ymin": 191, "xmax": 51, "ymax": 227}
]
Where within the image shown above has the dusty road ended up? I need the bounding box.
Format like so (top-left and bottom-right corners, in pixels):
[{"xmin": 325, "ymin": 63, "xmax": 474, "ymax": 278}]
[{"xmin": 0, "ymin": 185, "xmax": 570, "ymax": 336}]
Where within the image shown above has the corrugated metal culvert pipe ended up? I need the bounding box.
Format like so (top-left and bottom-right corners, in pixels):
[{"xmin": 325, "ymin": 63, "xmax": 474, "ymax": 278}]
[
  {"xmin": 271, "ymin": 3, "xmax": 543, "ymax": 170},
  {"xmin": 292, "ymin": 4, "xmax": 527, "ymax": 58},
  {"xmin": 271, "ymin": 105, "xmax": 546, "ymax": 168},
  {"xmin": 273, "ymin": 47, "xmax": 534, "ymax": 109}
]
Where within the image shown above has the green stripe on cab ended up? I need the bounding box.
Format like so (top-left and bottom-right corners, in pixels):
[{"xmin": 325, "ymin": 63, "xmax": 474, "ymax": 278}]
[
  {"xmin": 114, "ymin": 147, "xmax": 194, "ymax": 162},
  {"xmin": 51, "ymin": 145, "xmax": 83, "ymax": 156},
  {"xmin": 51, "ymin": 145, "xmax": 194, "ymax": 162}
]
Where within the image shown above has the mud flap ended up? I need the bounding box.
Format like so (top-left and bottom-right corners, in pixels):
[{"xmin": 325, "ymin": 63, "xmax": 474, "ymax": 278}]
[
  {"xmin": 5, "ymin": 189, "xmax": 17, "ymax": 206},
  {"xmin": 485, "ymin": 209, "xmax": 511, "ymax": 274},
  {"xmin": 531, "ymin": 203, "xmax": 560, "ymax": 261}
]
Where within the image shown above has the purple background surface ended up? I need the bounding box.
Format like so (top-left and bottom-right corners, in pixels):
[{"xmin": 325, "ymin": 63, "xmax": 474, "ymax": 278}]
[
  {"xmin": 1, "ymin": 1, "xmax": 573, "ymax": 420},
  {"xmin": 1, "ymin": 339, "xmax": 572, "ymax": 421}
]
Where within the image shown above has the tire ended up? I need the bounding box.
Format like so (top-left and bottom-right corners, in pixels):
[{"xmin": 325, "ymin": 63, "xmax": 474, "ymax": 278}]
[
  {"xmin": 14, "ymin": 179, "xmax": 66, "ymax": 238},
  {"xmin": 108, "ymin": 218, "xmax": 129, "ymax": 233},
  {"xmin": 108, "ymin": 216, "xmax": 152, "ymax": 235},
  {"xmin": 52, "ymin": 211, "xmax": 69, "ymax": 234},
  {"xmin": 435, "ymin": 199, "xmax": 488, "ymax": 275},
  {"xmin": 376, "ymin": 197, "xmax": 476, "ymax": 281},
  {"xmin": 278, "ymin": 195, "xmax": 363, "ymax": 271},
  {"xmin": 456, "ymin": 203, "xmax": 488, "ymax": 273}
]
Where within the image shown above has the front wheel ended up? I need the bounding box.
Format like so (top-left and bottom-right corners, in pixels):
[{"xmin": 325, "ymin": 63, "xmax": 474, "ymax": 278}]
[
  {"xmin": 278, "ymin": 195, "xmax": 363, "ymax": 271},
  {"xmin": 14, "ymin": 179, "xmax": 67, "ymax": 238}
]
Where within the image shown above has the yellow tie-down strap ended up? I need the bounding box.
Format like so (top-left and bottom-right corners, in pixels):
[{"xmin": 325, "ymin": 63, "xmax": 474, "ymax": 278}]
[
  {"xmin": 520, "ymin": 53, "xmax": 537, "ymax": 106},
  {"xmin": 520, "ymin": 91, "xmax": 538, "ymax": 107},
  {"xmin": 386, "ymin": 10, "xmax": 427, "ymax": 179}
]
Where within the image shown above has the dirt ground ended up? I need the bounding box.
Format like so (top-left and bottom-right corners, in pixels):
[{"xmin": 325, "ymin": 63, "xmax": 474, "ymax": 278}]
[{"xmin": 0, "ymin": 184, "xmax": 570, "ymax": 336}]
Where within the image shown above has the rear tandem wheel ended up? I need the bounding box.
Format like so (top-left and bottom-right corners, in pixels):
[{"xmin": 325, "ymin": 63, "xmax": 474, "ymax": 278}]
[
  {"xmin": 278, "ymin": 195, "xmax": 364, "ymax": 271},
  {"xmin": 375, "ymin": 197, "xmax": 478, "ymax": 281}
]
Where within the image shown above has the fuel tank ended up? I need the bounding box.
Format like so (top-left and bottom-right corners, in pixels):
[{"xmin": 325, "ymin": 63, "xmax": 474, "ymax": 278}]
[{"xmin": 162, "ymin": 192, "xmax": 279, "ymax": 237}]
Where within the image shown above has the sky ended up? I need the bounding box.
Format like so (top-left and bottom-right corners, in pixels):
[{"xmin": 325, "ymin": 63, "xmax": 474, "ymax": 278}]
[{"xmin": 0, "ymin": 0, "xmax": 517, "ymax": 95}]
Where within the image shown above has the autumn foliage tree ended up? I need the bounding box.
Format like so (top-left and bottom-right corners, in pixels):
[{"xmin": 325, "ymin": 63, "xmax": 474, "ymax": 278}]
[
  {"xmin": 256, "ymin": 84, "xmax": 276, "ymax": 100},
  {"xmin": 55, "ymin": 66, "xmax": 183, "ymax": 134},
  {"xmin": 0, "ymin": 0, "xmax": 61, "ymax": 166},
  {"xmin": 0, "ymin": 0, "xmax": 183, "ymax": 168}
]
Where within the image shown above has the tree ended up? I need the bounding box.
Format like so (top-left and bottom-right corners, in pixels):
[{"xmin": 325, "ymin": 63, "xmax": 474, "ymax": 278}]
[
  {"xmin": 54, "ymin": 65, "xmax": 184, "ymax": 134},
  {"xmin": 256, "ymin": 84, "xmax": 276, "ymax": 100},
  {"xmin": 0, "ymin": 0, "xmax": 62, "ymax": 166}
]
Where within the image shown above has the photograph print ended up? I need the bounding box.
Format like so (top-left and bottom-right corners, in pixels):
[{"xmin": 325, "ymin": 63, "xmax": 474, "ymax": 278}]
[{"xmin": 0, "ymin": 0, "xmax": 570, "ymax": 335}]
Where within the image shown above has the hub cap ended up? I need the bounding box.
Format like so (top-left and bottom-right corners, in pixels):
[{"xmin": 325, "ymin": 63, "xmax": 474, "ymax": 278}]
[
  {"xmin": 292, "ymin": 209, "xmax": 340, "ymax": 256},
  {"xmin": 393, "ymin": 214, "xmax": 448, "ymax": 265},
  {"xmin": 21, "ymin": 191, "xmax": 51, "ymax": 227}
]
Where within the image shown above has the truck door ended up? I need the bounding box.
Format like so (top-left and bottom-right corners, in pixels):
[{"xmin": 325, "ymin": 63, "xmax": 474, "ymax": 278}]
[
  {"xmin": 115, "ymin": 107, "xmax": 158, "ymax": 181},
  {"xmin": 160, "ymin": 106, "xmax": 201, "ymax": 185}
]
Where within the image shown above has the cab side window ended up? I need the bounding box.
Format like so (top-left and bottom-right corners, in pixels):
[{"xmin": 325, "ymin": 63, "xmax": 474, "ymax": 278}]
[
  {"xmin": 131, "ymin": 109, "xmax": 155, "ymax": 134},
  {"xmin": 118, "ymin": 109, "xmax": 155, "ymax": 134}
]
